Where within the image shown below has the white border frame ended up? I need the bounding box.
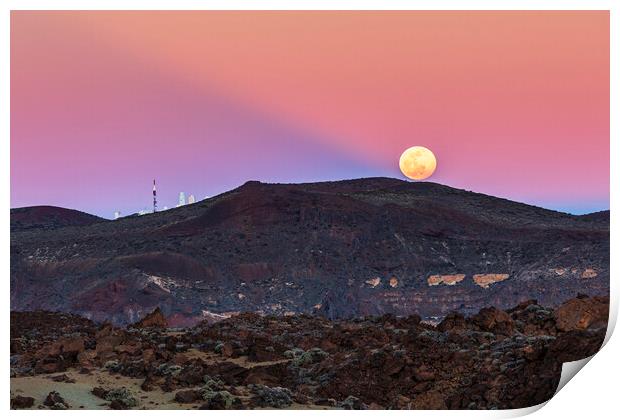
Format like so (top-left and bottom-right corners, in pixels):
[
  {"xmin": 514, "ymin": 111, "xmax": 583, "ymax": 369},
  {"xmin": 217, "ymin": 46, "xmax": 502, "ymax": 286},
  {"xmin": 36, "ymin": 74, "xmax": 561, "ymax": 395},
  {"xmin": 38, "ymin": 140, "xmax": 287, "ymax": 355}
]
[{"xmin": 2, "ymin": 2, "xmax": 616, "ymax": 419}]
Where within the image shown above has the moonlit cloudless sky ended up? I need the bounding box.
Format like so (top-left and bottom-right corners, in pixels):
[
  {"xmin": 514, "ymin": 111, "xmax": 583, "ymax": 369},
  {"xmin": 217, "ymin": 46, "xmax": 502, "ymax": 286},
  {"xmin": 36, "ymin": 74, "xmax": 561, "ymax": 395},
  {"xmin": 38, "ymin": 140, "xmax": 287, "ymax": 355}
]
[{"xmin": 11, "ymin": 11, "xmax": 609, "ymax": 218}]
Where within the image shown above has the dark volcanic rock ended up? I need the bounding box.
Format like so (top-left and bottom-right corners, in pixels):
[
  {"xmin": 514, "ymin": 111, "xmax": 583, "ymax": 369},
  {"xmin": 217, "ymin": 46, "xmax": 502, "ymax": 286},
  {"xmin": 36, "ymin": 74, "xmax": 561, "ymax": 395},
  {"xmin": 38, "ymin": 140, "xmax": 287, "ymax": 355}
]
[
  {"xmin": 249, "ymin": 384, "xmax": 293, "ymax": 408},
  {"xmin": 105, "ymin": 388, "xmax": 137, "ymax": 409},
  {"xmin": 549, "ymin": 328, "xmax": 606, "ymax": 363},
  {"xmin": 50, "ymin": 374, "xmax": 75, "ymax": 383},
  {"xmin": 109, "ymin": 400, "xmax": 128, "ymax": 410},
  {"xmin": 9, "ymin": 295, "xmax": 609, "ymax": 410},
  {"xmin": 174, "ymin": 389, "xmax": 202, "ymax": 403},
  {"xmin": 11, "ymin": 395, "xmax": 35, "ymax": 409},
  {"xmin": 91, "ymin": 387, "xmax": 110, "ymax": 399},
  {"xmin": 10, "ymin": 178, "xmax": 609, "ymax": 325},
  {"xmin": 199, "ymin": 391, "xmax": 243, "ymax": 410},
  {"xmin": 470, "ymin": 307, "xmax": 515, "ymax": 336},
  {"xmin": 554, "ymin": 295, "xmax": 609, "ymax": 332},
  {"xmin": 129, "ymin": 308, "xmax": 168, "ymax": 329},
  {"xmin": 43, "ymin": 391, "xmax": 69, "ymax": 409},
  {"xmin": 437, "ymin": 312, "xmax": 467, "ymax": 332}
]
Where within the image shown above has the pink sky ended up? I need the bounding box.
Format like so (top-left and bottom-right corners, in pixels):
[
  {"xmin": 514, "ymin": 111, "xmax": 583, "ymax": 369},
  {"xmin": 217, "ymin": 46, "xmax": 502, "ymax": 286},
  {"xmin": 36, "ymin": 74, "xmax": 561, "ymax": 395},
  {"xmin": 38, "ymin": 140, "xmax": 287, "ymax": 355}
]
[{"xmin": 11, "ymin": 11, "xmax": 609, "ymax": 217}]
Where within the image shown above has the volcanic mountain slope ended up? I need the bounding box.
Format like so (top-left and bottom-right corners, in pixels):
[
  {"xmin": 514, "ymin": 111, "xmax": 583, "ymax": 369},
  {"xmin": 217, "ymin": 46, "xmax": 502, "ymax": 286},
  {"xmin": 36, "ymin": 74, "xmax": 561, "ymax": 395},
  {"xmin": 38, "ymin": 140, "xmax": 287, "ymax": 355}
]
[
  {"xmin": 11, "ymin": 206, "xmax": 105, "ymax": 232},
  {"xmin": 10, "ymin": 178, "xmax": 609, "ymax": 325}
]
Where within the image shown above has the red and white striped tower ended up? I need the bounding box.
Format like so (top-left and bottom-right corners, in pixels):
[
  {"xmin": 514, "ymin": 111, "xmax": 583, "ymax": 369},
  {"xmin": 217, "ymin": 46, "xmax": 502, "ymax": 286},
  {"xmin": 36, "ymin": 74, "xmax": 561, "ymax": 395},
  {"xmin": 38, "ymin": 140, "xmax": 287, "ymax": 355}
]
[{"xmin": 153, "ymin": 179, "xmax": 157, "ymax": 213}]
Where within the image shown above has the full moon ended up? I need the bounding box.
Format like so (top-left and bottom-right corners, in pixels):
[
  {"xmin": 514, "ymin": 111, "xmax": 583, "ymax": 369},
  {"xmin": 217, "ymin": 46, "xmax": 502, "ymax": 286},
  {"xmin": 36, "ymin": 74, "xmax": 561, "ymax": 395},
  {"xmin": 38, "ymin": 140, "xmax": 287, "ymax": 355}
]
[{"xmin": 399, "ymin": 146, "xmax": 437, "ymax": 180}]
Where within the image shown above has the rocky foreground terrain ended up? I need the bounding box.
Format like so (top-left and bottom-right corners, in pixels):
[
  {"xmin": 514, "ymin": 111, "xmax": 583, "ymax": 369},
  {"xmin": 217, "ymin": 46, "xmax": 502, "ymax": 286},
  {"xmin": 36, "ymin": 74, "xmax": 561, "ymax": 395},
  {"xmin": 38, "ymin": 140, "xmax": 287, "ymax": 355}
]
[
  {"xmin": 10, "ymin": 178, "xmax": 610, "ymax": 325},
  {"xmin": 11, "ymin": 295, "xmax": 608, "ymax": 410}
]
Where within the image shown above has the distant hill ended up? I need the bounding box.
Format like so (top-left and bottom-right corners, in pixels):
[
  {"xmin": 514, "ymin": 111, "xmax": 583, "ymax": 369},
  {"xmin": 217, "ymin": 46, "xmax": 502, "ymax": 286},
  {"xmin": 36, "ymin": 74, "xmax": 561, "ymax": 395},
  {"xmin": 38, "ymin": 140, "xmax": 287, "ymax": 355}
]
[
  {"xmin": 10, "ymin": 205, "xmax": 105, "ymax": 232},
  {"xmin": 578, "ymin": 210, "xmax": 610, "ymax": 223},
  {"xmin": 10, "ymin": 178, "xmax": 609, "ymax": 325}
]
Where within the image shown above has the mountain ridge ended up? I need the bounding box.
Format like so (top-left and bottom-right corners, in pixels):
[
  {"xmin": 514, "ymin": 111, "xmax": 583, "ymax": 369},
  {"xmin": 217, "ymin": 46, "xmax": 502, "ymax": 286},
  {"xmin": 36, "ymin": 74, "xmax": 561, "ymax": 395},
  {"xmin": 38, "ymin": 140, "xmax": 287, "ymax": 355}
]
[
  {"xmin": 11, "ymin": 177, "xmax": 610, "ymax": 221},
  {"xmin": 10, "ymin": 177, "xmax": 609, "ymax": 325},
  {"xmin": 10, "ymin": 205, "xmax": 105, "ymax": 232}
]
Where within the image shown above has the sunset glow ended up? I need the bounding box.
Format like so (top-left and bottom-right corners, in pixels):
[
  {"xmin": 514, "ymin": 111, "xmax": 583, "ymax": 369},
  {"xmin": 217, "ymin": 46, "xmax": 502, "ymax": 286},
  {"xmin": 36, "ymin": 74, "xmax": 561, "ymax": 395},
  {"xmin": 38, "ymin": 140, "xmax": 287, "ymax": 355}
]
[{"xmin": 11, "ymin": 11, "xmax": 609, "ymax": 217}]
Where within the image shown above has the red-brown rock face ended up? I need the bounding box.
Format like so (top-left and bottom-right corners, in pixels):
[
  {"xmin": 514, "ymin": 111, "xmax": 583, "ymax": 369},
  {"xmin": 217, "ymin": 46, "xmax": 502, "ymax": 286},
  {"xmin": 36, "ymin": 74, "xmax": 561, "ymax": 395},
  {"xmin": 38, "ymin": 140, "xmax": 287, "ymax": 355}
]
[
  {"xmin": 554, "ymin": 295, "xmax": 609, "ymax": 332},
  {"xmin": 130, "ymin": 308, "xmax": 168, "ymax": 329}
]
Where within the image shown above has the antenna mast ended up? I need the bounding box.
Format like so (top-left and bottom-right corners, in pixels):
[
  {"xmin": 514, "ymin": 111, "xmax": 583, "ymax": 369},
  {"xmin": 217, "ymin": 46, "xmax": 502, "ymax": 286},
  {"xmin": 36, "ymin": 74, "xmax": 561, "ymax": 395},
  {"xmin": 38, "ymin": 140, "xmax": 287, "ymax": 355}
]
[{"xmin": 153, "ymin": 179, "xmax": 157, "ymax": 213}]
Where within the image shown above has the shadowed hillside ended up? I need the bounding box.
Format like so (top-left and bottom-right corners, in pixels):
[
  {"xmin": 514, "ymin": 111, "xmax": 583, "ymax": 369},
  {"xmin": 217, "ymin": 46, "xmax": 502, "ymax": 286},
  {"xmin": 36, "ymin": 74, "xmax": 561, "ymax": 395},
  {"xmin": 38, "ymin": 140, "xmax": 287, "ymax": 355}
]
[
  {"xmin": 10, "ymin": 178, "xmax": 609, "ymax": 325},
  {"xmin": 11, "ymin": 206, "xmax": 105, "ymax": 232}
]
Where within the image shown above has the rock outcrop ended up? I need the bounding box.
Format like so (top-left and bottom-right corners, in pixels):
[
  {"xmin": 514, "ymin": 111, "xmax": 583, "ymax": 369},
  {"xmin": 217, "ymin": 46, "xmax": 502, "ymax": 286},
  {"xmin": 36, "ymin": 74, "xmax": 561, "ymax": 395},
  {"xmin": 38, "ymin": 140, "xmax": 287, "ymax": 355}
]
[
  {"xmin": 129, "ymin": 308, "xmax": 167, "ymax": 329},
  {"xmin": 473, "ymin": 274, "xmax": 510, "ymax": 288},
  {"xmin": 554, "ymin": 295, "xmax": 609, "ymax": 332},
  {"xmin": 11, "ymin": 395, "xmax": 35, "ymax": 409},
  {"xmin": 427, "ymin": 274, "xmax": 465, "ymax": 286},
  {"xmin": 9, "ymin": 295, "xmax": 608, "ymax": 410}
]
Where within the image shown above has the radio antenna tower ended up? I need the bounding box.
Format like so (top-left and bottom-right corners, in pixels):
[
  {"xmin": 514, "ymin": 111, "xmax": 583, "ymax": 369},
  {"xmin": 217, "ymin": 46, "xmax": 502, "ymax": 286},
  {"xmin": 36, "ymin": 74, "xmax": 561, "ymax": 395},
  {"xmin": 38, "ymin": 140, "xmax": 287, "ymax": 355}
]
[{"xmin": 153, "ymin": 179, "xmax": 157, "ymax": 213}]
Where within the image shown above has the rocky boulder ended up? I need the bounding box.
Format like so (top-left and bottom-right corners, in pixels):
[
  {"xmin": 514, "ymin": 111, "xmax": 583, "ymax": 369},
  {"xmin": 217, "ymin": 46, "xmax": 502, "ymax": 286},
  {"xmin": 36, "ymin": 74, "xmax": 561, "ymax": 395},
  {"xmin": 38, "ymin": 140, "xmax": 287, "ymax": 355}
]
[
  {"xmin": 105, "ymin": 387, "xmax": 138, "ymax": 409},
  {"xmin": 130, "ymin": 308, "xmax": 168, "ymax": 329},
  {"xmin": 11, "ymin": 395, "xmax": 35, "ymax": 409},
  {"xmin": 43, "ymin": 391, "xmax": 69, "ymax": 409},
  {"xmin": 554, "ymin": 296, "xmax": 609, "ymax": 332},
  {"xmin": 437, "ymin": 312, "xmax": 467, "ymax": 332},
  {"xmin": 174, "ymin": 389, "xmax": 203, "ymax": 403},
  {"xmin": 249, "ymin": 384, "xmax": 293, "ymax": 408},
  {"xmin": 471, "ymin": 307, "xmax": 515, "ymax": 336}
]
